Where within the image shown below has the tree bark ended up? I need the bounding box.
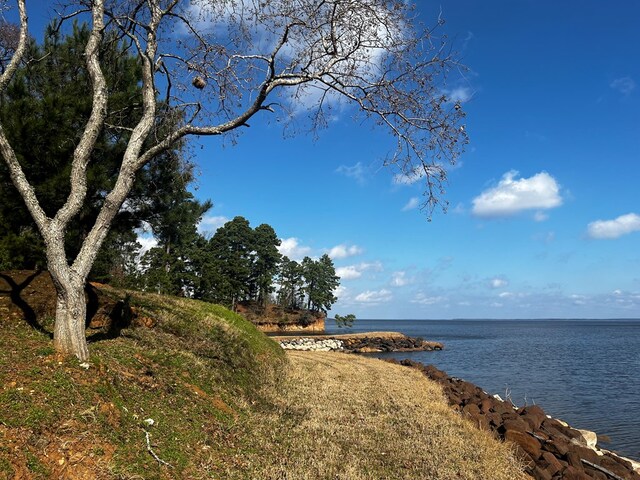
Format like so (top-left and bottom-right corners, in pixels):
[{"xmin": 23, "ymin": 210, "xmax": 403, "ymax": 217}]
[{"xmin": 52, "ymin": 281, "xmax": 89, "ymax": 361}]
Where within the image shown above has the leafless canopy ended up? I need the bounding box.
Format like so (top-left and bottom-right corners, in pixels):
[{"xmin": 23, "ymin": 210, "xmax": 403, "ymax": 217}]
[
  {"xmin": 73, "ymin": 0, "xmax": 466, "ymax": 209},
  {"xmin": 0, "ymin": 0, "xmax": 467, "ymax": 359}
]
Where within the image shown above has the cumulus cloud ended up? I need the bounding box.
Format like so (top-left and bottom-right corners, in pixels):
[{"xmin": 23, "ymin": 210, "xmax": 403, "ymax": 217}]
[
  {"xmin": 336, "ymin": 162, "xmax": 367, "ymax": 185},
  {"xmin": 197, "ymin": 215, "xmax": 229, "ymax": 236},
  {"xmin": 587, "ymin": 213, "xmax": 640, "ymax": 239},
  {"xmin": 354, "ymin": 289, "xmax": 392, "ymax": 304},
  {"xmin": 472, "ymin": 170, "xmax": 562, "ymax": 218},
  {"xmin": 402, "ymin": 197, "xmax": 420, "ymax": 211},
  {"xmin": 278, "ymin": 237, "xmax": 312, "ymax": 260},
  {"xmin": 327, "ymin": 244, "xmax": 363, "ymax": 259},
  {"xmin": 610, "ymin": 76, "xmax": 636, "ymax": 96},
  {"xmin": 336, "ymin": 262, "xmax": 383, "ymax": 280}
]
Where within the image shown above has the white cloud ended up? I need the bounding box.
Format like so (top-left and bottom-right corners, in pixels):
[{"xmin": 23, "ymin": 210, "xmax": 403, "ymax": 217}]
[
  {"xmin": 489, "ymin": 277, "xmax": 508, "ymax": 289},
  {"xmin": 197, "ymin": 215, "xmax": 229, "ymax": 236},
  {"xmin": 278, "ymin": 237, "xmax": 312, "ymax": 261},
  {"xmin": 587, "ymin": 213, "xmax": 640, "ymax": 239},
  {"xmin": 336, "ymin": 266, "xmax": 363, "ymax": 280},
  {"xmin": 336, "ymin": 261, "xmax": 383, "ymax": 281},
  {"xmin": 446, "ymin": 86, "xmax": 473, "ymax": 103},
  {"xmin": 327, "ymin": 244, "xmax": 363, "ymax": 259},
  {"xmin": 355, "ymin": 289, "xmax": 392, "ymax": 304},
  {"xmin": 336, "ymin": 162, "xmax": 367, "ymax": 185},
  {"xmin": 411, "ymin": 293, "xmax": 445, "ymax": 305},
  {"xmin": 393, "ymin": 169, "xmax": 424, "ymax": 185},
  {"xmin": 333, "ymin": 285, "xmax": 349, "ymax": 300},
  {"xmin": 472, "ymin": 170, "xmax": 562, "ymax": 218},
  {"xmin": 402, "ymin": 197, "xmax": 420, "ymax": 211},
  {"xmin": 390, "ymin": 271, "xmax": 412, "ymax": 287},
  {"xmin": 610, "ymin": 76, "xmax": 636, "ymax": 95}
]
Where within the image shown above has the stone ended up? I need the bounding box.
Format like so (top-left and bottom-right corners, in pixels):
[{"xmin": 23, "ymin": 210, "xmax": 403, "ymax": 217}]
[
  {"xmin": 480, "ymin": 397, "xmax": 495, "ymax": 414},
  {"xmin": 532, "ymin": 465, "xmax": 553, "ymax": 480},
  {"xmin": 545, "ymin": 438, "xmax": 571, "ymax": 457},
  {"xmin": 577, "ymin": 429, "xmax": 598, "ymax": 448},
  {"xmin": 566, "ymin": 451, "xmax": 584, "ymax": 471},
  {"xmin": 502, "ymin": 418, "xmax": 530, "ymax": 434},
  {"xmin": 504, "ymin": 430, "xmax": 542, "ymax": 459},
  {"xmin": 519, "ymin": 405, "xmax": 547, "ymax": 431},
  {"xmin": 562, "ymin": 466, "xmax": 592, "ymax": 480},
  {"xmin": 541, "ymin": 451, "xmax": 563, "ymax": 476},
  {"xmin": 600, "ymin": 455, "xmax": 635, "ymax": 478}
]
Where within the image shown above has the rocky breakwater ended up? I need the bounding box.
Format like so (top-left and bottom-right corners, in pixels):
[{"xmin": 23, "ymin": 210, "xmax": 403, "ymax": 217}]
[
  {"xmin": 393, "ymin": 360, "xmax": 640, "ymax": 480},
  {"xmin": 277, "ymin": 332, "xmax": 443, "ymax": 353}
]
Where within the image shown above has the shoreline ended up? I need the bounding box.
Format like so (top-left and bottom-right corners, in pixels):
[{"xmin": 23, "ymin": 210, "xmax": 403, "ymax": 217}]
[
  {"xmin": 273, "ymin": 331, "xmax": 443, "ymax": 353},
  {"xmin": 392, "ymin": 359, "xmax": 640, "ymax": 480}
]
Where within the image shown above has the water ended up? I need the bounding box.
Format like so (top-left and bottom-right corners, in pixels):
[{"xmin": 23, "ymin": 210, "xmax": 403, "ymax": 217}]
[{"xmin": 326, "ymin": 318, "xmax": 640, "ymax": 460}]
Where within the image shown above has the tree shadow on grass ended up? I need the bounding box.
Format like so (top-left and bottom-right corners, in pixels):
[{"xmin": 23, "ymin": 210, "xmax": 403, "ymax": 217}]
[
  {"xmin": 86, "ymin": 290, "xmax": 132, "ymax": 344},
  {"xmin": 0, "ymin": 270, "xmax": 53, "ymax": 338}
]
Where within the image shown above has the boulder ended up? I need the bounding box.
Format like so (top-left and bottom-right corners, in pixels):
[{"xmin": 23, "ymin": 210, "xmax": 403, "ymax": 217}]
[
  {"xmin": 577, "ymin": 429, "xmax": 598, "ymax": 448},
  {"xmin": 504, "ymin": 430, "xmax": 542, "ymax": 460}
]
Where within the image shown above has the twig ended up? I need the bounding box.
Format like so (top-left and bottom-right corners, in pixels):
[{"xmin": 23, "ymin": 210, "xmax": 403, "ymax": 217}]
[
  {"xmin": 581, "ymin": 459, "xmax": 626, "ymax": 480},
  {"xmin": 144, "ymin": 430, "xmax": 173, "ymax": 468}
]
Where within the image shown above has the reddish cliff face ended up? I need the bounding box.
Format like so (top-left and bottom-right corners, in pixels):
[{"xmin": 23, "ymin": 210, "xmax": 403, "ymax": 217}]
[
  {"xmin": 254, "ymin": 317, "xmax": 326, "ymax": 333},
  {"xmin": 235, "ymin": 301, "xmax": 326, "ymax": 333}
]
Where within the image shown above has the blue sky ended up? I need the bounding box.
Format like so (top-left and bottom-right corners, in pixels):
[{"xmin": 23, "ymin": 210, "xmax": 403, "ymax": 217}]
[
  {"xmin": 21, "ymin": 1, "xmax": 640, "ymax": 319},
  {"xmin": 190, "ymin": 1, "xmax": 640, "ymax": 319}
]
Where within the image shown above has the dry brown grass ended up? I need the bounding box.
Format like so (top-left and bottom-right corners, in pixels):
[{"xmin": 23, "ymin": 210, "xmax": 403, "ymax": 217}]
[{"xmin": 242, "ymin": 351, "xmax": 529, "ymax": 480}]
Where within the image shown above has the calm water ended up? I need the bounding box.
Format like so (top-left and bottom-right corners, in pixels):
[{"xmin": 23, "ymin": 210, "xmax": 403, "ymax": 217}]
[{"xmin": 325, "ymin": 319, "xmax": 640, "ymax": 460}]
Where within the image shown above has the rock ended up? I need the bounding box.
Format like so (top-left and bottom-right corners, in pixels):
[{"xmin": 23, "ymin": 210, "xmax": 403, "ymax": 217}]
[
  {"xmin": 540, "ymin": 451, "xmax": 563, "ymax": 476},
  {"xmin": 504, "ymin": 430, "xmax": 542, "ymax": 460},
  {"xmin": 502, "ymin": 417, "xmax": 530, "ymax": 434},
  {"xmin": 532, "ymin": 465, "xmax": 553, "ymax": 480},
  {"xmin": 577, "ymin": 429, "xmax": 598, "ymax": 448},
  {"xmin": 562, "ymin": 466, "xmax": 592, "ymax": 480},
  {"xmin": 519, "ymin": 405, "xmax": 547, "ymax": 431},
  {"xmin": 480, "ymin": 397, "xmax": 495, "ymax": 414}
]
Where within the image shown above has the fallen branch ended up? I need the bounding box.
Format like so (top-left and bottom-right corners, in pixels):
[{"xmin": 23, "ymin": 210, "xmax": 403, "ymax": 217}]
[
  {"xmin": 144, "ymin": 430, "xmax": 173, "ymax": 468},
  {"xmin": 581, "ymin": 459, "xmax": 626, "ymax": 480}
]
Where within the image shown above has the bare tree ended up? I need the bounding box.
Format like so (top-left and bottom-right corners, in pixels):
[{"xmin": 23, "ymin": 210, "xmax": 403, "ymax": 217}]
[{"xmin": 0, "ymin": 0, "xmax": 467, "ymax": 360}]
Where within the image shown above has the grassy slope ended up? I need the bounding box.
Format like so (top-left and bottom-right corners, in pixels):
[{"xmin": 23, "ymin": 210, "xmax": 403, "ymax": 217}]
[
  {"xmin": 0, "ymin": 287, "xmax": 284, "ymax": 479},
  {"xmin": 0, "ymin": 286, "xmax": 526, "ymax": 479}
]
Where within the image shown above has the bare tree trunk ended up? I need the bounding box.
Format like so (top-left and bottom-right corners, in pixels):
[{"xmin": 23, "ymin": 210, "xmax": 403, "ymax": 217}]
[
  {"xmin": 45, "ymin": 226, "xmax": 94, "ymax": 361},
  {"xmin": 52, "ymin": 281, "xmax": 89, "ymax": 361}
]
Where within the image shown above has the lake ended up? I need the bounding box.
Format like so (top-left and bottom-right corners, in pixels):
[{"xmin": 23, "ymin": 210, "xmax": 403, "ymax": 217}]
[{"xmin": 325, "ymin": 318, "xmax": 640, "ymax": 461}]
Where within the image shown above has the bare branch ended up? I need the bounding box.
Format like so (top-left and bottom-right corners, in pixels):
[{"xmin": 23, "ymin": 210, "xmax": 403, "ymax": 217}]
[{"xmin": 0, "ymin": 0, "xmax": 50, "ymax": 232}]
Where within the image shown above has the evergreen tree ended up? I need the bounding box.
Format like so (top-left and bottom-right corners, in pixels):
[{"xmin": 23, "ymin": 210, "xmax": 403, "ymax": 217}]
[
  {"xmin": 202, "ymin": 216, "xmax": 255, "ymax": 309},
  {"xmin": 277, "ymin": 256, "xmax": 304, "ymax": 310},
  {"xmin": 302, "ymin": 254, "xmax": 339, "ymax": 313},
  {"xmin": 251, "ymin": 224, "xmax": 281, "ymax": 306},
  {"xmin": 0, "ymin": 22, "xmax": 200, "ymax": 279},
  {"xmin": 137, "ymin": 157, "xmax": 212, "ymax": 296}
]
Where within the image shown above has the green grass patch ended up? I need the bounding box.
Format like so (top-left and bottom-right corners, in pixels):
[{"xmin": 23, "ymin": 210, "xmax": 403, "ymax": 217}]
[{"xmin": 0, "ymin": 286, "xmax": 285, "ymax": 478}]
